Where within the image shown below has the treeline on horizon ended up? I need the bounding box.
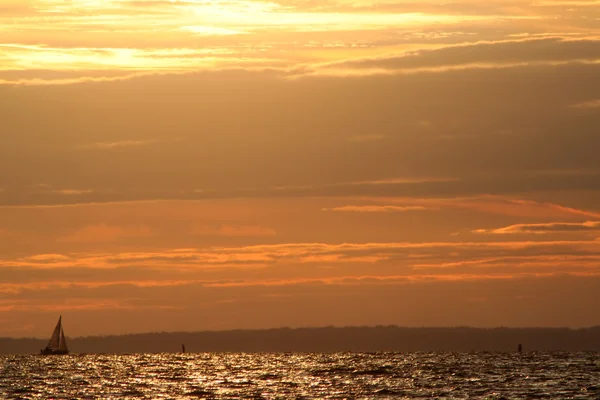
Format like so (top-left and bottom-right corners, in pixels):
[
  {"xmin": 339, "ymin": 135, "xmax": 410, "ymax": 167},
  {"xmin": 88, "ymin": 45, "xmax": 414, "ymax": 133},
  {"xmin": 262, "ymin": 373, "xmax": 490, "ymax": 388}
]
[{"xmin": 2, "ymin": 326, "xmax": 600, "ymax": 354}]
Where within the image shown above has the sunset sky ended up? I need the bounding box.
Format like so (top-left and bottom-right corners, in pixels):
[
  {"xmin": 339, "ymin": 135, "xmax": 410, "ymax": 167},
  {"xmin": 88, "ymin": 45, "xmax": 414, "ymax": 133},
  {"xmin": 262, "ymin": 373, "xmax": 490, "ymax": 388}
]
[{"xmin": 2, "ymin": 0, "xmax": 600, "ymax": 338}]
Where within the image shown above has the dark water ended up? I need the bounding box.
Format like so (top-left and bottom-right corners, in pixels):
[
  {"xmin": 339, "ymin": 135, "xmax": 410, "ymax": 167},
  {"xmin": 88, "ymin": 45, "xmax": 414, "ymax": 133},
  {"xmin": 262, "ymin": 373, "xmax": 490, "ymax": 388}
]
[{"xmin": 1, "ymin": 352, "xmax": 599, "ymax": 399}]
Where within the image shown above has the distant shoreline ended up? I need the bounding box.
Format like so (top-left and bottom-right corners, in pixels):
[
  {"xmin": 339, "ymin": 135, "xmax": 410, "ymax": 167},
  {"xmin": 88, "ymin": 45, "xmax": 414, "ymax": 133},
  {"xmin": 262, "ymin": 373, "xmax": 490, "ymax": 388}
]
[{"xmin": 3, "ymin": 326, "xmax": 600, "ymax": 354}]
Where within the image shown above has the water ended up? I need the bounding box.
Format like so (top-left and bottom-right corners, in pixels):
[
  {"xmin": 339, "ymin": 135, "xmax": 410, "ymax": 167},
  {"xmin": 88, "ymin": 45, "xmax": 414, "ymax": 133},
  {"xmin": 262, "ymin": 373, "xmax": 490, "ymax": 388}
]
[{"xmin": 1, "ymin": 352, "xmax": 599, "ymax": 399}]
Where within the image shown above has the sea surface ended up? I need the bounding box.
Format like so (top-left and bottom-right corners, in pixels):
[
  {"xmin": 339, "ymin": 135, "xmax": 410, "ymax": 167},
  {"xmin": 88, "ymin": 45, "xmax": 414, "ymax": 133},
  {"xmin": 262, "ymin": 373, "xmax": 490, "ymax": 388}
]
[{"xmin": 1, "ymin": 352, "xmax": 599, "ymax": 399}]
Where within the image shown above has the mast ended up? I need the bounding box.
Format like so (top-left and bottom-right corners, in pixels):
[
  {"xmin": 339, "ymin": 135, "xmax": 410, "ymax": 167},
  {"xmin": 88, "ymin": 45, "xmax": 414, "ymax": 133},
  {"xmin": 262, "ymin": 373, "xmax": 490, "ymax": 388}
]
[{"xmin": 59, "ymin": 325, "xmax": 68, "ymax": 352}]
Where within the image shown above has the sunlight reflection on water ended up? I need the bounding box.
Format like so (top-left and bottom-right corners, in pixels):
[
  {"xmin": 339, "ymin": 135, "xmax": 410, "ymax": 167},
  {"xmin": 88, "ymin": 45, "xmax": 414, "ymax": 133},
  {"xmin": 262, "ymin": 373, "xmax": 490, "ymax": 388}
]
[{"xmin": 1, "ymin": 352, "xmax": 599, "ymax": 399}]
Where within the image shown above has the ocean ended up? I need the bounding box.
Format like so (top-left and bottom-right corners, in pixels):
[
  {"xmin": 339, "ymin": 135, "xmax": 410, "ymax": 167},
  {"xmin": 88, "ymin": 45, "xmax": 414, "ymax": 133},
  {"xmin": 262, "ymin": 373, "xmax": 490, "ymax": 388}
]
[{"xmin": 1, "ymin": 352, "xmax": 599, "ymax": 399}]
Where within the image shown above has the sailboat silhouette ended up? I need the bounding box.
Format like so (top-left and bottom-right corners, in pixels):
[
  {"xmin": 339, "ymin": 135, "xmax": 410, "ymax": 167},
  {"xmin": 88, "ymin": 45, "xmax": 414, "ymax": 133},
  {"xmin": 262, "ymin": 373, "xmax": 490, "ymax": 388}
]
[{"xmin": 40, "ymin": 316, "xmax": 69, "ymax": 355}]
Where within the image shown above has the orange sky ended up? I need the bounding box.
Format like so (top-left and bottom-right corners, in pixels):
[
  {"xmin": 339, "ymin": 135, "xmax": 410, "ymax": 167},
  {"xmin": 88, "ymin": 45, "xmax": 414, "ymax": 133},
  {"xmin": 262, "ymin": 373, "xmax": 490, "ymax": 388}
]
[{"xmin": 1, "ymin": 0, "xmax": 600, "ymax": 337}]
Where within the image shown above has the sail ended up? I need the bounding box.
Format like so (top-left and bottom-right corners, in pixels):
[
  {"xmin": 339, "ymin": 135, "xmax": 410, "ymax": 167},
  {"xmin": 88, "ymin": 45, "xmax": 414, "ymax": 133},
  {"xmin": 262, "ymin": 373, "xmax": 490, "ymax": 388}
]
[
  {"xmin": 59, "ymin": 326, "xmax": 68, "ymax": 352},
  {"xmin": 41, "ymin": 316, "xmax": 69, "ymax": 355},
  {"xmin": 46, "ymin": 316, "xmax": 62, "ymax": 349}
]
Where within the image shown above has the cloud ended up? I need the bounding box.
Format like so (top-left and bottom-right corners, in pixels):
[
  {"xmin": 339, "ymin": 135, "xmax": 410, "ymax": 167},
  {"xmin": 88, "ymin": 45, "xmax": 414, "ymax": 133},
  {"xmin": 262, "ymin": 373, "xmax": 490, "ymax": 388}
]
[
  {"xmin": 7, "ymin": 171, "xmax": 600, "ymax": 208},
  {"xmin": 2, "ymin": 268, "xmax": 599, "ymax": 297},
  {"xmin": 3, "ymin": 0, "xmax": 600, "ymax": 335},
  {"xmin": 571, "ymin": 99, "xmax": 600, "ymax": 108},
  {"xmin": 2, "ymin": 12, "xmax": 598, "ymax": 85},
  {"xmin": 307, "ymin": 38, "xmax": 600, "ymax": 76},
  {"xmin": 322, "ymin": 205, "xmax": 430, "ymax": 212},
  {"xmin": 0, "ymin": 71, "xmax": 180, "ymax": 87},
  {"xmin": 22, "ymin": 254, "xmax": 71, "ymax": 264},
  {"xmin": 200, "ymin": 273, "xmax": 522, "ymax": 288},
  {"xmin": 52, "ymin": 189, "xmax": 94, "ymax": 196},
  {"xmin": 180, "ymin": 25, "xmax": 248, "ymax": 36},
  {"xmin": 2, "ymin": 269, "xmax": 600, "ymax": 304},
  {"xmin": 278, "ymin": 0, "xmax": 600, "ymax": 16},
  {"xmin": 1, "ymin": 234, "xmax": 599, "ymax": 333},
  {"xmin": 474, "ymin": 221, "xmax": 600, "ymax": 234},
  {"xmin": 190, "ymin": 224, "xmax": 277, "ymax": 237},
  {"xmin": 412, "ymin": 254, "xmax": 600, "ymax": 270},
  {"xmin": 3, "ymin": 238, "xmax": 600, "ymax": 271},
  {"xmin": 0, "ymin": 298, "xmax": 180, "ymax": 312},
  {"xmin": 79, "ymin": 140, "xmax": 156, "ymax": 150},
  {"xmin": 368, "ymin": 195, "xmax": 600, "ymax": 219},
  {"xmin": 57, "ymin": 224, "xmax": 153, "ymax": 243},
  {"xmin": 2, "ymin": 60, "xmax": 600, "ymax": 206}
]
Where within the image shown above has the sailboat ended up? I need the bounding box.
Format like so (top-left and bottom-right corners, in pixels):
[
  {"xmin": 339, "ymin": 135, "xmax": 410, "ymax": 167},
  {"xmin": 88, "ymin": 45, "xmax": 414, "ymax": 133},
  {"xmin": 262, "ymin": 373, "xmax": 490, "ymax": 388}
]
[{"xmin": 40, "ymin": 316, "xmax": 69, "ymax": 355}]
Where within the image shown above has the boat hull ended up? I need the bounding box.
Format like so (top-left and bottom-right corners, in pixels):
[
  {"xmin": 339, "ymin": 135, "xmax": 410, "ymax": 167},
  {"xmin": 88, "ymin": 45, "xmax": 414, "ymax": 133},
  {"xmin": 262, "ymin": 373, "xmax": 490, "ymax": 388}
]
[{"xmin": 40, "ymin": 348, "xmax": 69, "ymax": 355}]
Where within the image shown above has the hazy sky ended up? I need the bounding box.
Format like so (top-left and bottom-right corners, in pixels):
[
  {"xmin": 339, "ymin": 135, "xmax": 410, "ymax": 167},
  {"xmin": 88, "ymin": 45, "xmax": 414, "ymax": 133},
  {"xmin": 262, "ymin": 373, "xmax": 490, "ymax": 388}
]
[{"xmin": 2, "ymin": 0, "xmax": 600, "ymax": 337}]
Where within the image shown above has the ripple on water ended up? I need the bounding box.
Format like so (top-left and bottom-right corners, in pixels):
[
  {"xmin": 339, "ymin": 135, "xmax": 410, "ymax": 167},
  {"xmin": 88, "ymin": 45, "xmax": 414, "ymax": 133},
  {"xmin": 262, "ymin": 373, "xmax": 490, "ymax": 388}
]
[{"xmin": 0, "ymin": 352, "xmax": 599, "ymax": 399}]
